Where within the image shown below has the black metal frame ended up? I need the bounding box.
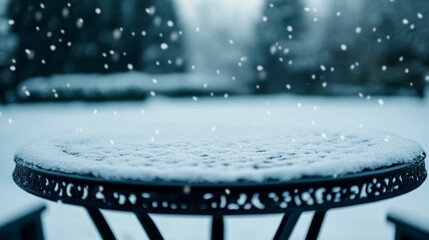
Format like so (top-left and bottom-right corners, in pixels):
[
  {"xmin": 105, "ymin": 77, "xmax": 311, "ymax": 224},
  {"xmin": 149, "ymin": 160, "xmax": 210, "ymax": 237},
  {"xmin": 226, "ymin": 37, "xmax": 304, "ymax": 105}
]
[
  {"xmin": 0, "ymin": 204, "xmax": 46, "ymax": 240},
  {"xmin": 387, "ymin": 212, "xmax": 429, "ymax": 240},
  {"xmin": 13, "ymin": 156, "xmax": 426, "ymax": 239}
]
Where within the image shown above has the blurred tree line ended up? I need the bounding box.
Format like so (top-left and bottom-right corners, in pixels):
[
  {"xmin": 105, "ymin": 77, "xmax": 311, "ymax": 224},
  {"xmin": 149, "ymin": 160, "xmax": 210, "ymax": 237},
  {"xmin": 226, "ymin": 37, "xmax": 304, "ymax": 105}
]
[
  {"xmin": 0, "ymin": 0, "xmax": 428, "ymax": 102},
  {"xmin": 0, "ymin": 0, "xmax": 185, "ymax": 102},
  {"xmin": 256, "ymin": 0, "xmax": 428, "ymax": 97}
]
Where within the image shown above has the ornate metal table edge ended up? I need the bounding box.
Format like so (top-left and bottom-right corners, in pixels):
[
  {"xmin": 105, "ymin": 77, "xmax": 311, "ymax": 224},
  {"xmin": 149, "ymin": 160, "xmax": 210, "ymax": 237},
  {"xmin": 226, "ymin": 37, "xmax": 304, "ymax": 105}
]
[
  {"xmin": 13, "ymin": 158, "xmax": 426, "ymax": 215},
  {"xmin": 13, "ymin": 157, "xmax": 427, "ymax": 240}
]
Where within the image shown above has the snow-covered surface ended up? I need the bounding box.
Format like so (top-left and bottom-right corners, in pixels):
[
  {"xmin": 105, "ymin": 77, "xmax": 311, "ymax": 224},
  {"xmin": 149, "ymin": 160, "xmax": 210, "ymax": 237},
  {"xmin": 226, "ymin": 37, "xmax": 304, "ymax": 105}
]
[
  {"xmin": 16, "ymin": 128, "xmax": 424, "ymax": 183},
  {"xmin": 1, "ymin": 94, "xmax": 429, "ymax": 239},
  {"xmin": 17, "ymin": 72, "xmax": 250, "ymax": 100}
]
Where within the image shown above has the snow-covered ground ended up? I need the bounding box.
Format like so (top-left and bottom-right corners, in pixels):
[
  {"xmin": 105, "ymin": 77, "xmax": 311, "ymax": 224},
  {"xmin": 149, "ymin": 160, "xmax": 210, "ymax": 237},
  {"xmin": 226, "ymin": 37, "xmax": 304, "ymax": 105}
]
[
  {"xmin": 1, "ymin": 94, "xmax": 428, "ymax": 239},
  {"xmin": 17, "ymin": 72, "xmax": 251, "ymax": 101}
]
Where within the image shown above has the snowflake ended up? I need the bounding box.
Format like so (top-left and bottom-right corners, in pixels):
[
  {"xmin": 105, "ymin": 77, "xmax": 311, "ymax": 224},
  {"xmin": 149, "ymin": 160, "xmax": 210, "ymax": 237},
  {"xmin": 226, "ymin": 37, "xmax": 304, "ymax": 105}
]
[{"xmin": 160, "ymin": 43, "xmax": 168, "ymax": 50}]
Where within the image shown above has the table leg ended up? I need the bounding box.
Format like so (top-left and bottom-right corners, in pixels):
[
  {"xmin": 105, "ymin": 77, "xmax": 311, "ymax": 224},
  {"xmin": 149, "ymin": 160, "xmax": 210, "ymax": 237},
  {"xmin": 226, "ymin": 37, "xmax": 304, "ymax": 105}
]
[
  {"xmin": 211, "ymin": 215, "xmax": 224, "ymax": 240},
  {"xmin": 86, "ymin": 208, "xmax": 116, "ymax": 240},
  {"xmin": 273, "ymin": 212, "xmax": 301, "ymax": 240},
  {"xmin": 305, "ymin": 211, "xmax": 327, "ymax": 240},
  {"xmin": 135, "ymin": 213, "xmax": 164, "ymax": 240}
]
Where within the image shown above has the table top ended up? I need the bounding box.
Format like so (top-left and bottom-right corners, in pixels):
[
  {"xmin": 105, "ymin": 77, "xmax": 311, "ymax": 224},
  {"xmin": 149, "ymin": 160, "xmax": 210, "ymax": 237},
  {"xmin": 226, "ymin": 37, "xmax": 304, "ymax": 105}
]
[
  {"xmin": 13, "ymin": 128, "xmax": 427, "ymax": 215},
  {"xmin": 14, "ymin": 128, "xmax": 425, "ymax": 183}
]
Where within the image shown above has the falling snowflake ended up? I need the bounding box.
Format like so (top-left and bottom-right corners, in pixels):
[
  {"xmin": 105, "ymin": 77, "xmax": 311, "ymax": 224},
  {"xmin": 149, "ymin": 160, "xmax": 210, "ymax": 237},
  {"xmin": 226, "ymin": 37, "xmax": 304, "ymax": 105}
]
[
  {"xmin": 355, "ymin": 26, "xmax": 362, "ymax": 34},
  {"xmin": 384, "ymin": 135, "xmax": 390, "ymax": 142},
  {"xmin": 183, "ymin": 186, "xmax": 191, "ymax": 194},
  {"xmin": 76, "ymin": 18, "xmax": 84, "ymax": 28},
  {"xmin": 160, "ymin": 43, "xmax": 168, "ymax": 50}
]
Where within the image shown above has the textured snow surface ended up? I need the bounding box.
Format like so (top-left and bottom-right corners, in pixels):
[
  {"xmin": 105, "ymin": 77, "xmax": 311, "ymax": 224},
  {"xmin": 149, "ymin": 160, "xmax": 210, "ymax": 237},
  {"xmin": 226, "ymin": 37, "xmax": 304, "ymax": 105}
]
[{"xmin": 15, "ymin": 127, "xmax": 424, "ymax": 183}]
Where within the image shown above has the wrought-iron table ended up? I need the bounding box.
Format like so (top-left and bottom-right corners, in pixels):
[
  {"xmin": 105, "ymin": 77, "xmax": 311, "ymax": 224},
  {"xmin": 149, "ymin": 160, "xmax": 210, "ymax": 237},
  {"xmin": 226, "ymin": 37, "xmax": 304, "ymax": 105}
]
[
  {"xmin": 13, "ymin": 156, "xmax": 426, "ymax": 240},
  {"xmin": 11, "ymin": 130, "xmax": 428, "ymax": 239}
]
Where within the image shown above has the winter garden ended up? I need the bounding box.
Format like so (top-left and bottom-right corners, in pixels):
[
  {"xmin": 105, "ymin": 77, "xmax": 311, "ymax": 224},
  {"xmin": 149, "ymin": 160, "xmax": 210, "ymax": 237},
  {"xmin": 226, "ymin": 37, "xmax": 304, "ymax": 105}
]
[{"xmin": 0, "ymin": 0, "xmax": 429, "ymax": 239}]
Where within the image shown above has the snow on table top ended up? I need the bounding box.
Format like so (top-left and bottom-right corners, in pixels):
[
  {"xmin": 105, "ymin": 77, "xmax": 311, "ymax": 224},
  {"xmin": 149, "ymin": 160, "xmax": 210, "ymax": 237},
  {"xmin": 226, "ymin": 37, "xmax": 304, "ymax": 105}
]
[{"xmin": 15, "ymin": 127, "xmax": 425, "ymax": 183}]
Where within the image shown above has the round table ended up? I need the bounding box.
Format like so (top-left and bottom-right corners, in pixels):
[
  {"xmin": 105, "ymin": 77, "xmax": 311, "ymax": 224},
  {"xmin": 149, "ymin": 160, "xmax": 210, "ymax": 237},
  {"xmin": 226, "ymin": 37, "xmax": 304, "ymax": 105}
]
[{"xmin": 12, "ymin": 130, "xmax": 427, "ymax": 240}]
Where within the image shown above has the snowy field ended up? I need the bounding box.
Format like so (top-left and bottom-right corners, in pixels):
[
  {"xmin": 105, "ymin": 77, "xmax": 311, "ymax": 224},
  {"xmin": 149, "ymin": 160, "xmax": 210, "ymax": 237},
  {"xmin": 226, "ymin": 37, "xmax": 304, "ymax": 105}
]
[{"xmin": 1, "ymin": 94, "xmax": 428, "ymax": 239}]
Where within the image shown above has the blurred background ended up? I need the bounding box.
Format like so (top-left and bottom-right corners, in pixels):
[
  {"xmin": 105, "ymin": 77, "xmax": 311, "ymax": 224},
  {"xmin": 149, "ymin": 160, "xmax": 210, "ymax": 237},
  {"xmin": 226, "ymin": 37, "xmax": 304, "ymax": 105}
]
[
  {"xmin": 1, "ymin": 0, "xmax": 429, "ymax": 239},
  {"xmin": 0, "ymin": 0, "xmax": 427, "ymax": 102}
]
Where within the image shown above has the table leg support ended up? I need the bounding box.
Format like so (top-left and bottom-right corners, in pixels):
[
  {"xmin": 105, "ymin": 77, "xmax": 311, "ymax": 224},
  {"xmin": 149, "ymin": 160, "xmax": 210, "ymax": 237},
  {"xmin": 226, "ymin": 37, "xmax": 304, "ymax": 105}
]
[
  {"xmin": 86, "ymin": 208, "xmax": 116, "ymax": 240},
  {"xmin": 135, "ymin": 213, "xmax": 164, "ymax": 240},
  {"xmin": 211, "ymin": 215, "xmax": 224, "ymax": 240},
  {"xmin": 305, "ymin": 211, "xmax": 327, "ymax": 240},
  {"xmin": 274, "ymin": 212, "xmax": 301, "ymax": 240}
]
